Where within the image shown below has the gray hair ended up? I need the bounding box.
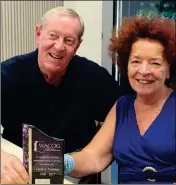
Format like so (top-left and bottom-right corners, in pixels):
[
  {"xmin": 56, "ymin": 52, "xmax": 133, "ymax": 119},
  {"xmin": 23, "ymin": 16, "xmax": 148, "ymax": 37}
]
[{"xmin": 40, "ymin": 7, "xmax": 84, "ymax": 39}]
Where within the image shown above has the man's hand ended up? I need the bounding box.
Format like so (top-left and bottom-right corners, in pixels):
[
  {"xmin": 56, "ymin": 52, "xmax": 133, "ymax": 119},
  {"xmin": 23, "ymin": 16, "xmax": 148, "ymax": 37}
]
[{"xmin": 1, "ymin": 150, "xmax": 29, "ymax": 184}]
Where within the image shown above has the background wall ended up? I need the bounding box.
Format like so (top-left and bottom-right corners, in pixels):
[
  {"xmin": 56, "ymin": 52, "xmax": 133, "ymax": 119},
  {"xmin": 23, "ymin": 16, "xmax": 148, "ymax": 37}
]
[
  {"xmin": 1, "ymin": 1, "xmax": 63, "ymax": 62},
  {"xmin": 64, "ymin": 1, "xmax": 114, "ymax": 73}
]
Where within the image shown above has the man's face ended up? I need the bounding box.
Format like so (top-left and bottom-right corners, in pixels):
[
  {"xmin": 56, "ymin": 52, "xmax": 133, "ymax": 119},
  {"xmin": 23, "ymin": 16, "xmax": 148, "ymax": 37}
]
[{"xmin": 35, "ymin": 14, "xmax": 82, "ymax": 76}]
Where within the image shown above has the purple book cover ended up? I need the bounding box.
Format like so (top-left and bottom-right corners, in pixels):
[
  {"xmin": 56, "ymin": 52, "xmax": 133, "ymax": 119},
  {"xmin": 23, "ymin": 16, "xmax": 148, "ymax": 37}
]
[{"xmin": 22, "ymin": 124, "xmax": 64, "ymax": 184}]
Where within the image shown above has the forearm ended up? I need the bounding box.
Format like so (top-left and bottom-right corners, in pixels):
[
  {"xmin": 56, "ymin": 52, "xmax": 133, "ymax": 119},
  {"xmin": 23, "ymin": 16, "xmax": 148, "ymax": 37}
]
[
  {"xmin": 67, "ymin": 149, "xmax": 100, "ymax": 178},
  {"xmin": 66, "ymin": 149, "xmax": 113, "ymax": 178},
  {"xmin": 65, "ymin": 104, "xmax": 116, "ymax": 178}
]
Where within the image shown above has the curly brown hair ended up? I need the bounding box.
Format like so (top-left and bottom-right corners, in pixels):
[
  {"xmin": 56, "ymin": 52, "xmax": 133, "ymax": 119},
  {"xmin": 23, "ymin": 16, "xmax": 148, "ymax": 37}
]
[{"xmin": 109, "ymin": 16, "xmax": 176, "ymax": 88}]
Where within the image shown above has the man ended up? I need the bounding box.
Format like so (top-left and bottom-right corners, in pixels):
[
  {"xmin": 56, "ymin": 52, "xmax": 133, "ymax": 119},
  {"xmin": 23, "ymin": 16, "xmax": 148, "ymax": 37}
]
[{"xmin": 1, "ymin": 7, "xmax": 132, "ymax": 184}]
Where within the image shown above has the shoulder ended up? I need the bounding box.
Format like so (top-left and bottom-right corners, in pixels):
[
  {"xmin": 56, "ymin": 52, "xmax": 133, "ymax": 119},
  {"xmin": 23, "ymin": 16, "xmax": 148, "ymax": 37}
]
[
  {"xmin": 116, "ymin": 94, "xmax": 135, "ymax": 114},
  {"xmin": 1, "ymin": 50, "xmax": 38, "ymax": 88},
  {"xmin": 171, "ymin": 90, "xmax": 176, "ymax": 102},
  {"xmin": 113, "ymin": 94, "xmax": 135, "ymax": 125},
  {"xmin": 71, "ymin": 55, "xmax": 117, "ymax": 87},
  {"xmin": 1, "ymin": 50, "xmax": 37, "ymax": 72},
  {"xmin": 117, "ymin": 94, "xmax": 135, "ymax": 105},
  {"xmin": 72, "ymin": 55, "xmax": 111, "ymax": 75}
]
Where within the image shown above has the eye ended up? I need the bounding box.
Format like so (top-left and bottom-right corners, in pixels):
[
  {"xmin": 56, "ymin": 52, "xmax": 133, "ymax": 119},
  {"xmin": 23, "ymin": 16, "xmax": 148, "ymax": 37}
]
[
  {"xmin": 131, "ymin": 60, "xmax": 140, "ymax": 64},
  {"xmin": 48, "ymin": 33, "xmax": 57, "ymax": 40},
  {"xmin": 65, "ymin": 39, "xmax": 74, "ymax": 46},
  {"xmin": 152, "ymin": 62, "xmax": 161, "ymax": 66}
]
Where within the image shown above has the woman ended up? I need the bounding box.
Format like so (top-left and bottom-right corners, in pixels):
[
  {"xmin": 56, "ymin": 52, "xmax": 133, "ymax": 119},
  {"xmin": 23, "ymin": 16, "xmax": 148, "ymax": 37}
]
[{"xmin": 64, "ymin": 16, "xmax": 176, "ymax": 183}]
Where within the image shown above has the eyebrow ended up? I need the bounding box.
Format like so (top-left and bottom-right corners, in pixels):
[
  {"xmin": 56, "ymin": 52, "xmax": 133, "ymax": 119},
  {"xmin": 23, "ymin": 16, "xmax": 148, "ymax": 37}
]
[
  {"xmin": 48, "ymin": 30, "xmax": 76, "ymax": 38},
  {"xmin": 130, "ymin": 55, "xmax": 140, "ymax": 59},
  {"xmin": 150, "ymin": 57, "xmax": 163, "ymax": 60},
  {"xmin": 130, "ymin": 55, "xmax": 163, "ymax": 60}
]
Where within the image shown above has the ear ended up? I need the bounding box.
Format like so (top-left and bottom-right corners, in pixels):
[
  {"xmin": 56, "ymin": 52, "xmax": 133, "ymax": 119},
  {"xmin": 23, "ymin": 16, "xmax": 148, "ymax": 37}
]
[{"xmin": 35, "ymin": 25, "xmax": 42, "ymax": 46}]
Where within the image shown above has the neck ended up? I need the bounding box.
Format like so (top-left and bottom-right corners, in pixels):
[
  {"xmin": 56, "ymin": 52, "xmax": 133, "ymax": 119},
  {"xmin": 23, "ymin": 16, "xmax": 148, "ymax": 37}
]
[
  {"xmin": 44, "ymin": 73, "xmax": 62, "ymax": 86},
  {"xmin": 38, "ymin": 61, "xmax": 67, "ymax": 87},
  {"xmin": 136, "ymin": 87, "xmax": 173, "ymax": 106}
]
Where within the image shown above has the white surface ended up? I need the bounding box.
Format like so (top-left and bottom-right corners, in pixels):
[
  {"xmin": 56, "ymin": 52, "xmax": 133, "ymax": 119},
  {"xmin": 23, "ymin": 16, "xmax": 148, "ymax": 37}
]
[
  {"xmin": 1, "ymin": 125, "xmax": 4, "ymax": 134},
  {"xmin": 64, "ymin": 1, "xmax": 113, "ymax": 74},
  {"xmin": 1, "ymin": 137, "xmax": 23, "ymax": 161},
  {"xmin": 1, "ymin": 137, "xmax": 73, "ymax": 184}
]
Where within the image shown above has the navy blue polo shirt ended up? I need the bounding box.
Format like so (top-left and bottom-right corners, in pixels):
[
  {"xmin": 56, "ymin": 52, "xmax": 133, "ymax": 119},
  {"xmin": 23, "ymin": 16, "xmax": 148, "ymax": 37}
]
[{"xmin": 1, "ymin": 50, "xmax": 123, "ymax": 153}]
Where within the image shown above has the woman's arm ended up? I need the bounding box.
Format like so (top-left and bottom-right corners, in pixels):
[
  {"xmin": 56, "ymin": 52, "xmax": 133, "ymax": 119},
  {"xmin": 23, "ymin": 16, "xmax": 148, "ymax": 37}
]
[{"xmin": 68, "ymin": 102, "xmax": 117, "ymax": 178}]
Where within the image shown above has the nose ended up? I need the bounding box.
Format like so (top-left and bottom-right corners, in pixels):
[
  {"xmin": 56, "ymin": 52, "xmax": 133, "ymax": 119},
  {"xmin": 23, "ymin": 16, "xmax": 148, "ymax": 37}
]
[
  {"xmin": 138, "ymin": 62, "xmax": 151, "ymax": 75},
  {"xmin": 54, "ymin": 38, "xmax": 65, "ymax": 51}
]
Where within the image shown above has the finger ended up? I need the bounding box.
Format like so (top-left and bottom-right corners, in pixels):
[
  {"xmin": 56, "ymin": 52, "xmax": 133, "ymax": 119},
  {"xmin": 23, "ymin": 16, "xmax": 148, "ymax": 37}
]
[
  {"xmin": 12, "ymin": 159, "xmax": 29, "ymax": 183},
  {"xmin": 5, "ymin": 166, "xmax": 27, "ymax": 184},
  {"xmin": 1, "ymin": 173, "xmax": 14, "ymax": 184}
]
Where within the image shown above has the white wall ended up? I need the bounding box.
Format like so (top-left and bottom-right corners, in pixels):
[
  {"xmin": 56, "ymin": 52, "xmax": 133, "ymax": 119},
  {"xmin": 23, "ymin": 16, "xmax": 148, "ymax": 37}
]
[{"xmin": 64, "ymin": 1, "xmax": 113, "ymax": 74}]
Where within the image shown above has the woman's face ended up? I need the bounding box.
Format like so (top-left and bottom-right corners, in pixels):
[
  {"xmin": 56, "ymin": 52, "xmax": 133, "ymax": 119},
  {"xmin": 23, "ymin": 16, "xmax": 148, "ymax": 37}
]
[{"xmin": 127, "ymin": 38, "xmax": 170, "ymax": 96}]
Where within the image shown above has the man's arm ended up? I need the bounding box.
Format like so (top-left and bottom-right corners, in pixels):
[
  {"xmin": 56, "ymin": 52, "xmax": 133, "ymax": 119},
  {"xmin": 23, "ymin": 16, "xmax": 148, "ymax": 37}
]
[
  {"xmin": 1, "ymin": 60, "xmax": 14, "ymax": 131},
  {"xmin": 1, "ymin": 61, "xmax": 30, "ymax": 184}
]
